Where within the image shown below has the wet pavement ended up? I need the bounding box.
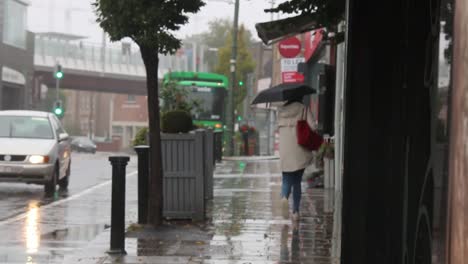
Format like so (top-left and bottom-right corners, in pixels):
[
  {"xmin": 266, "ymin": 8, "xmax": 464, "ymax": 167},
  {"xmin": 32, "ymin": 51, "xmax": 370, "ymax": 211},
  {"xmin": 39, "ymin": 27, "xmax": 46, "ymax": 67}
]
[
  {"xmin": 65, "ymin": 158, "xmax": 342, "ymax": 264},
  {"xmin": 0, "ymin": 152, "xmax": 137, "ymax": 222},
  {"xmin": 0, "ymin": 156, "xmax": 341, "ymax": 264},
  {"xmin": 0, "ymin": 152, "xmax": 137, "ymax": 264}
]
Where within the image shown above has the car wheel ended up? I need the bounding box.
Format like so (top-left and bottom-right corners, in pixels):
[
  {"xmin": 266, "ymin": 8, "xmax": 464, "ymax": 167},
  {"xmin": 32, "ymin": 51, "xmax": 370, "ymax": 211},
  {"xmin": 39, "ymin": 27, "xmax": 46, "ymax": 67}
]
[
  {"xmin": 59, "ymin": 161, "xmax": 70, "ymax": 190},
  {"xmin": 44, "ymin": 166, "xmax": 58, "ymax": 195}
]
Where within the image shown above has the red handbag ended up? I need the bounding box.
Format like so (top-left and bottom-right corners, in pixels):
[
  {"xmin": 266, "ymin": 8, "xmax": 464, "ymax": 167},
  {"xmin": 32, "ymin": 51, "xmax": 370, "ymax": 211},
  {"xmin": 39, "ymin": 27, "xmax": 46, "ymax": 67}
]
[{"xmin": 296, "ymin": 108, "xmax": 323, "ymax": 151}]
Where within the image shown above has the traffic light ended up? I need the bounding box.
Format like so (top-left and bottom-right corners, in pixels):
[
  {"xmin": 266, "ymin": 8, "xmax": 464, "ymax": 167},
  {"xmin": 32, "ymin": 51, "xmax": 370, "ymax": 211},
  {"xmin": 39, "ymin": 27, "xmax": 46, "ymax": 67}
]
[
  {"xmin": 238, "ymin": 81, "xmax": 244, "ymax": 86},
  {"xmin": 53, "ymin": 100, "xmax": 64, "ymax": 117},
  {"xmin": 237, "ymin": 115, "xmax": 243, "ymax": 121},
  {"xmin": 54, "ymin": 64, "xmax": 63, "ymax": 79}
]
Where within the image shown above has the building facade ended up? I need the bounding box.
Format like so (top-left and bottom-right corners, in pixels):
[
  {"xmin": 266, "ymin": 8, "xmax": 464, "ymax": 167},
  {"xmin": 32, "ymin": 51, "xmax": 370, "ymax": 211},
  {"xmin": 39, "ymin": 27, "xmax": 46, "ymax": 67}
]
[
  {"xmin": 0, "ymin": 0, "xmax": 34, "ymax": 110},
  {"xmin": 110, "ymin": 94, "xmax": 148, "ymax": 149}
]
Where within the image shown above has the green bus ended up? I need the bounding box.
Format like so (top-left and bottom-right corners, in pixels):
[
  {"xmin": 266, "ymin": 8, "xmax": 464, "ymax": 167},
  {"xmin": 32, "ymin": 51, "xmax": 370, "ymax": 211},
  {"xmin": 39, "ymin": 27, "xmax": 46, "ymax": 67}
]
[{"xmin": 162, "ymin": 71, "xmax": 229, "ymax": 130}]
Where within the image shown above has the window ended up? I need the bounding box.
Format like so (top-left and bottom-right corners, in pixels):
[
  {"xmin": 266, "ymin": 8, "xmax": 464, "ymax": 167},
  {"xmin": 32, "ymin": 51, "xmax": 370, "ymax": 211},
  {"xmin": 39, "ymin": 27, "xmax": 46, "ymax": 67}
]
[
  {"xmin": 127, "ymin": 95, "xmax": 136, "ymax": 103},
  {"xmin": 112, "ymin": 126, "xmax": 123, "ymax": 135},
  {"xmin": 3, "ymin": 0, "xmax": 27, "ymax": 49}
]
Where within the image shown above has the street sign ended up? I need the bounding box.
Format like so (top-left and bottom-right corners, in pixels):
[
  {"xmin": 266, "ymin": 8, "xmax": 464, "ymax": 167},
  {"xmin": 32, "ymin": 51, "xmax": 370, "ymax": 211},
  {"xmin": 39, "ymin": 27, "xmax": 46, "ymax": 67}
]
[
  {"xmin": 281, "ymin": 57, "xmax": 305, "ymax": 72},
  {"xmin": 278, "ymin": 37, "xmax": 302, "ymax": 58},
  {"xmin": 282, "ymin": 72, "xmax": 305, "ymax": 83},
  {"xmin": 281, "ymin": 57, "xmax": 305, "ymax": 83}
]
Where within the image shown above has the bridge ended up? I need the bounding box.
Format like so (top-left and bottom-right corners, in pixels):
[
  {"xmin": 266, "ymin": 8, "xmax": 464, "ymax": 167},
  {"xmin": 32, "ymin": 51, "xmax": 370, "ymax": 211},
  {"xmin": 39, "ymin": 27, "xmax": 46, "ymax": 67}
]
[{"xmin": 33, "ymin": 33, "xmax": 191, "ymax": 95}]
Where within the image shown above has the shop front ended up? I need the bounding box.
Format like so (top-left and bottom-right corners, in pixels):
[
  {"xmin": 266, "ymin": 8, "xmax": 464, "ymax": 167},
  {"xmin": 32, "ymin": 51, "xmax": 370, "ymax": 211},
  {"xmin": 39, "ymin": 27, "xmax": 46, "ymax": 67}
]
[{"xmin": 0, "ymin": 66, "xmax": 27, "ymax": 110}]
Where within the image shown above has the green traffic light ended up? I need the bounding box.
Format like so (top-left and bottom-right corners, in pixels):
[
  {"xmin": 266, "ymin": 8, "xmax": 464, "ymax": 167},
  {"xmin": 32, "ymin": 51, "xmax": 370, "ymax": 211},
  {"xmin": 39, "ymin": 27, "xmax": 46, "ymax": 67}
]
[
  {"xmin": 237, "ymin": 115, "xmax": 242, "ymax": 121},
  {"xmin": 55, "ymin": 71, "xmax": 64, "ymax": 79},
  {"xmin": 238, "ymin": 81, "xmax": 244, "ymax": 86},
  {"xmin": 54, "ymin": 107, "xmax": 63, "ymax": 115}
]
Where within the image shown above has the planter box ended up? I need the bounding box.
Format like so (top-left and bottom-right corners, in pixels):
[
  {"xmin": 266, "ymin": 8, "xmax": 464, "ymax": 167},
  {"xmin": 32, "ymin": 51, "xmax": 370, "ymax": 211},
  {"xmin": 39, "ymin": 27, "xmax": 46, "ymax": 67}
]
[
  {"xmin": 203, "ymin": 129, "xmax": 214, "ymax": 200},
  {"xmin": 160, "ymin": 130, "xmax": 214, "ymax": 221}
]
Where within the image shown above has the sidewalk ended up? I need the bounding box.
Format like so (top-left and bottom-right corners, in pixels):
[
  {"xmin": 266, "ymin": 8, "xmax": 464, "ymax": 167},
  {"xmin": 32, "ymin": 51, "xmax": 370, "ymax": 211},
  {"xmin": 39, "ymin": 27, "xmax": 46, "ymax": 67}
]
[{"xmin": 68, "ymin": 159, "xmax": 341, "ymax": 264}]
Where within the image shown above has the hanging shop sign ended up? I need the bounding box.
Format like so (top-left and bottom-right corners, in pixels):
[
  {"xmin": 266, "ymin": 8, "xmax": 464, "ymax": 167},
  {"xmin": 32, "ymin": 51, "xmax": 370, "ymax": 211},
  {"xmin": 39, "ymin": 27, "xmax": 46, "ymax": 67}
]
[
  {"xmin": 281, "ymin": 57, "xmax": 305, "ymax": 83},
  {"xmin": 2, "ymin": 66, "xmax": 26, "ymax": 85},
  {"xmin": 304, "ymin": 28, "xmax": 324, "ymax": 61}
]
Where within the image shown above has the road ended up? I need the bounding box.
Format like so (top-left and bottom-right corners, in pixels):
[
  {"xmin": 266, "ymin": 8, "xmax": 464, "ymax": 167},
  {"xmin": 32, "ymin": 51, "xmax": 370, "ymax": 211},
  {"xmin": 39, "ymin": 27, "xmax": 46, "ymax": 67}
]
[
  {"xmin": 0, "ymin": 152, "xmax": 137, "ymax": 222},
  {"xmin": 0, "ymin": 151, "xmax": 137, "ymax": 264}
]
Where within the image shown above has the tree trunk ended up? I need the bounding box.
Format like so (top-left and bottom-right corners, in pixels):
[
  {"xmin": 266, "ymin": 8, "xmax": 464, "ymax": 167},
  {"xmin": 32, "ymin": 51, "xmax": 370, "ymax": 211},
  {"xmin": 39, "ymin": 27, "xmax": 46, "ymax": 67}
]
[{"xmin": 140, "ymin": 45, "xmax": 163, "ymax": 226}]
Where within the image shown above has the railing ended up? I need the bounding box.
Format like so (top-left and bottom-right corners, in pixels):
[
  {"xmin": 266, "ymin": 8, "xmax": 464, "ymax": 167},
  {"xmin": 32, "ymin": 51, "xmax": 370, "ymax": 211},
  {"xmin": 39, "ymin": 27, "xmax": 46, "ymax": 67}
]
[{"xmin": 34, "ymin": 35, "xmax": 190, "ymax": 77}]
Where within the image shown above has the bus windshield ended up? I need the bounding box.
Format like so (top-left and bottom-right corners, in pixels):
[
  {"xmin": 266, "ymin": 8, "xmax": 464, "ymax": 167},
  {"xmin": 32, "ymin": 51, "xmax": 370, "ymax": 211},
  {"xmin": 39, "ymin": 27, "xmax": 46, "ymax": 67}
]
[{"xmin": 184, "ymin": 86, "xmax": 226, "ymax": 121}]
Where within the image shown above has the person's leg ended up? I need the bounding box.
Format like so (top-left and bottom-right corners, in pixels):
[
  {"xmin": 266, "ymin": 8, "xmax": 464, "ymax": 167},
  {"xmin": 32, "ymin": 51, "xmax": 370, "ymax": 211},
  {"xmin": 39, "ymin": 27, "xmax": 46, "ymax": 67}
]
[
  {"xmin": 281, "ymin": 172, "xmax": 293, "ymax": 218},
  {"xmin": 281, "ymin": 172, "xmax": 293, "ymax": 199},
  {"xmin": 291, "ymin": 169, "xmax": 305, "ymax": 213}
]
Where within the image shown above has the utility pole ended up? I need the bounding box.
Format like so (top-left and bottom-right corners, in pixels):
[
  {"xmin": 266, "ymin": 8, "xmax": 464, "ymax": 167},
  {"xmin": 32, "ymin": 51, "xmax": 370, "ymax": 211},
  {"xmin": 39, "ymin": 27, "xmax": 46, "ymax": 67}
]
[
  {"xmin": 225, "ymin": 0, "xmax": 240, "ymax": 156},
  {"xmin": 267, "ymin": 0, "xmax": 275, "ymax": 156}
]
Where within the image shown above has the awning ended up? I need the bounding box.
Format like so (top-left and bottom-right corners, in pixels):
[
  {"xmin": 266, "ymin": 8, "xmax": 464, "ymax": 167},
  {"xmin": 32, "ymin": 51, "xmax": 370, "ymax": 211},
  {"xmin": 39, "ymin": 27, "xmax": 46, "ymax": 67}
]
[
  {"xmin": 255, "ymin": 14, "xmax": 319, "ymax": 45},
  {"xmin": 255, "ymin": 14, "xmax": 345, "ymax": 46}
]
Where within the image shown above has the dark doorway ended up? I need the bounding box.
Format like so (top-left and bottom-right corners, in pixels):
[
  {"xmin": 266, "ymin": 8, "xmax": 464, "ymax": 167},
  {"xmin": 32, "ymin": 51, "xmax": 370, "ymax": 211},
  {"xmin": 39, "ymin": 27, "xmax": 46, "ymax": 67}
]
[
  {"xmin": 341, "ymin": 0, "xmax": 443, "ymax": 263},
  {"xmin": 1, "ymin": 84, "xmax": 24, "ymax": 110}
]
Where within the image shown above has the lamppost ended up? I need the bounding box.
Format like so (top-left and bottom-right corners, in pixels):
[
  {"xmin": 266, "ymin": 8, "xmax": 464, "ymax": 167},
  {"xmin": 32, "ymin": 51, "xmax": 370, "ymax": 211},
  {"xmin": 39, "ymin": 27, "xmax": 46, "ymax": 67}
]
[
  {"xmin": 203, "ymin": 0, "xmax": 240, "ymax": 156},
  {"xmin": 224, "ymin": 0, "xmax": 240, "ymax": 156}
]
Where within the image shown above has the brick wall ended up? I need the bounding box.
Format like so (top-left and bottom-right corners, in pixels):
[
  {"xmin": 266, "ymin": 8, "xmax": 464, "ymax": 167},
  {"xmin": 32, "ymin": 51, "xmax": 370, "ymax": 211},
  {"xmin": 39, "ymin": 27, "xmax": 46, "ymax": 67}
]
[{"xmin": 113, "ymin": 94, "xmax": 148, "ymax": 123}]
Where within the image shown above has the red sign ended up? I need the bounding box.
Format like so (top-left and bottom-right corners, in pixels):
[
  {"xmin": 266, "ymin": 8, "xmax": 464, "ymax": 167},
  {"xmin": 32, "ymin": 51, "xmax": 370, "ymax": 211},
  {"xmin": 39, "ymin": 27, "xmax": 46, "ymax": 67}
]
[
  {"xmin": 304, "ymin": 29, "xmax": 324, "ymax": 61},
  {"xmin": 282, "ymin": 72, "xmax": 305, "ymax": 83},
  {"xmin": 278, "ymin": 37, "xmax": 302, "ymax": 58}
]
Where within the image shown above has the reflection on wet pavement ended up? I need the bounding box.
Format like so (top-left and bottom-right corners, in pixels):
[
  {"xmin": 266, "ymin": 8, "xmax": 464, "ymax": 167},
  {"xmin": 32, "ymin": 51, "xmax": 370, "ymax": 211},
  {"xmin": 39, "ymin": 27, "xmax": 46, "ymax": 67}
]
[
  {"xmin": 0, "ymin": 153, "xmax": 138, "ymax": 264},
  {"xmin": 25, "ymin": 201, "xmax": 40, "ymax": 254},
  {"xmin": 0, "ymin": 157, "xmax": 341, "ymax": 264},
  {"xmin": 105, "ymin": 159, "xmax": 342, "ymax": 264}
]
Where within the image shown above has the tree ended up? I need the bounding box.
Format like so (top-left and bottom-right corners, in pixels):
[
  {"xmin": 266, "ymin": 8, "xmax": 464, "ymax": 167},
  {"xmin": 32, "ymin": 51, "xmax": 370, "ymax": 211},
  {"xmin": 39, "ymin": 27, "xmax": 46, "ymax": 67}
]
[
  {"xmin": 185, "ymin": 19, "xmax": 254, "ymax": 72},
  {"xmin": 93, "ymin": 0, "xmax": 205, "ymax": 226},
  {"xmin": 214, "ymin": 25, "xmax": 255, "ymax": 114},
  {"xmin": 265, "ymin": 0, "xmax": 345, "ymax": 30},
  {"xmin": 160, "ymin": 80, "xmax": 201, "ymax": 114}
]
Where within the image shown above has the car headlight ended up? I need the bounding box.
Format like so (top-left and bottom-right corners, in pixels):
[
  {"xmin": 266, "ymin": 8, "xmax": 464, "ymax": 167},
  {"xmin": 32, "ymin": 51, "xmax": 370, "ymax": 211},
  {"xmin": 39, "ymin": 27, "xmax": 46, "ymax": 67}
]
[{"xmin": 29, "ymin": 155, "xmax": 50, "ymax": 164}]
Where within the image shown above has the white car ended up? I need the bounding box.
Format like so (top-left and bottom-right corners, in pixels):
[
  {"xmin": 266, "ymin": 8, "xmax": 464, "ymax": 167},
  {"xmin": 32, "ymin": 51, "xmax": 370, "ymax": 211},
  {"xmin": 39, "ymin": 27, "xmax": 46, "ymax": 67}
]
[{"xmin": 0, "ymin": 110, "xmax": 71, "ymax": 195}]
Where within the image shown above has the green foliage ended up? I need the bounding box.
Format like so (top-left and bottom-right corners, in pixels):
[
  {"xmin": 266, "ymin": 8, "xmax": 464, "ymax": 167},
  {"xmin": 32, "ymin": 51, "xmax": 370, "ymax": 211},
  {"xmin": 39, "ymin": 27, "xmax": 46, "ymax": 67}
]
[
  {"xmin": 214, "ymin": 25, "xmax": 255, "ymax": 112},
  {"xmin": 93, "ymin": 0, "xmax": 205, "ymax": 53},
  {"xmin": 185, "ymin": 19, "xmax": 254, "ymax": 71},
  {"xmin": 315, "ymin": 141, "xmax": 334, "ymax": 168},
  {"xmin": 160, "ymin": 80, "xmax": 201, "ymax": 114},
  {"xmin": 161, "ymin": 110, "xmax": 193, "ymax": 133},
  {"xmin": 133, "ymin": 127, "xmax": 149, "ymax": 146},
  {"xmin": 265, "ymin": 0, "xmax": 345, "ymax": 30}
]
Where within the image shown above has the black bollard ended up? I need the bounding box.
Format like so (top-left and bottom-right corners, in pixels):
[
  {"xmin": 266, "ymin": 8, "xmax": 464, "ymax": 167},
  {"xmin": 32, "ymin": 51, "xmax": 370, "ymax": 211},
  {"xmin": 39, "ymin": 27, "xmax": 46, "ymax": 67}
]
[
  {"xmin": 134, "ymin": 146, "xmax": 149, "ymax": 224},
  {"xmin": 108, "ymin": 156, "xmax": 130, "ymax": 255}
]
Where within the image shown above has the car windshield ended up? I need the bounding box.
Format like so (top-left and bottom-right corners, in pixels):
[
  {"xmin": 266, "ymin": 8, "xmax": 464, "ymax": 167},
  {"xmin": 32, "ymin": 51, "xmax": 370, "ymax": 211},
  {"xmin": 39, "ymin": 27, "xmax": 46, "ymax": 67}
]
[{"xmin": 0, "ymin": 116, "xmax": 54, "ymax": 139}]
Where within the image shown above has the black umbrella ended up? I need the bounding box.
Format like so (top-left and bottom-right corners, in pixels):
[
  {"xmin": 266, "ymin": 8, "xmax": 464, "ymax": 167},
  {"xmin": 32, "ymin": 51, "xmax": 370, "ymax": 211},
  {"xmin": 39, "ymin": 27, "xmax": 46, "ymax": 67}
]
[{"xmin": 251, "ymin": 83, "xmax": 315, "ymax": 105}]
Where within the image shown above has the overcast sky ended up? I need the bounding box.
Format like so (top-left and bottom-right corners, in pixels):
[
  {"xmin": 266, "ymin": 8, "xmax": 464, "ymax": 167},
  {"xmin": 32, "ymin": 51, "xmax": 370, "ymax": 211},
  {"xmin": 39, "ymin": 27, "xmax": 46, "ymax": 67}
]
[{"xmin": 27, "ymin": 0, "xmax": 287, "ymax": 46}]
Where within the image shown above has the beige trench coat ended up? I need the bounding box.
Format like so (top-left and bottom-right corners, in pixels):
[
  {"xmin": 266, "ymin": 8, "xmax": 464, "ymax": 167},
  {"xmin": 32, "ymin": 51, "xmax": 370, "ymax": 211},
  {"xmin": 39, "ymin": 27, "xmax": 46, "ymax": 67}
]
[{"xmin": 277, "ymin": 102, "xmax": 315, "ymax": 172}]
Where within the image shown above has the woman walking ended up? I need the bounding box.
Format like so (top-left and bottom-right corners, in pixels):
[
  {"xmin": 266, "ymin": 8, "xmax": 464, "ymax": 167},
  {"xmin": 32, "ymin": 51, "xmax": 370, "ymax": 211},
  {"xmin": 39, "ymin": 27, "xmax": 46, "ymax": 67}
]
[{"xmin": 277, "ymin": 96, "xmax": 314, "ymax": 221}]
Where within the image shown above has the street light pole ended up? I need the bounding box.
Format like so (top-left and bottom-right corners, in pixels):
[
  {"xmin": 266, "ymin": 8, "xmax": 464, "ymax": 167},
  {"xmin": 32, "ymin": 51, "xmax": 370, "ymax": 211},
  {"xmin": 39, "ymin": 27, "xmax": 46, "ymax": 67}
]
[{"xmin": 225, "ymin": 0, "xmax": 240, "ymax": 156}]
